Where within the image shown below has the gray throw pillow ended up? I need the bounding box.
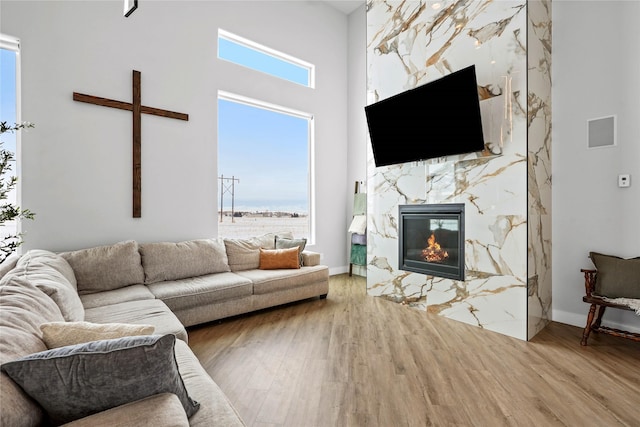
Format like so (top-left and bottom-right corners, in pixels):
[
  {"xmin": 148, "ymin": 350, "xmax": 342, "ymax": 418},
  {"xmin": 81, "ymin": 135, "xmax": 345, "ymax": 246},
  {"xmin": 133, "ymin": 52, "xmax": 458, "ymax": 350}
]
[
  {"xmin": 589, "ymin": 252, "xmax": 640, "ymax": 299},
  {"xmin": 1, "ymin": 334, "xmax": 199, "ymax": 425},
  {"xmin": 275, "ymin": 237, "xmax": 307, "ymax": 267}
]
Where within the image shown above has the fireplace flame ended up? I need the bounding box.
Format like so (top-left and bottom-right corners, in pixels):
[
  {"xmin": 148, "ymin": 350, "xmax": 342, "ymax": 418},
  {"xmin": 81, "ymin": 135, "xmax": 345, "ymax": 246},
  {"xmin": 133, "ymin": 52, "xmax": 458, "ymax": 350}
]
[{"xmin": 422, "ymin": 233, "xmax": 449, "ymax": 263}]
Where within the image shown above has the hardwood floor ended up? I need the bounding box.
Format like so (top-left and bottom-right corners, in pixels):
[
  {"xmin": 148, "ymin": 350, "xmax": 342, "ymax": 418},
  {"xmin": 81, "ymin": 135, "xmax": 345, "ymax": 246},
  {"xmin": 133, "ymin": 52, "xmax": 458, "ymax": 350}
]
[{"xmin": 187, "ymin": 274, "xmax": 640, "ymax": 427}]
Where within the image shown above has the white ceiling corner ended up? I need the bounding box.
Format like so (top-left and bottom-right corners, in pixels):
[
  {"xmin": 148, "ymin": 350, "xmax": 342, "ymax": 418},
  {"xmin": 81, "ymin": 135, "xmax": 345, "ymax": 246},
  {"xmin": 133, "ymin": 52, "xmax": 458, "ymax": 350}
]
[{"xmin": 323, "ymin": 1, "xmax": 365, "ymax": 15}]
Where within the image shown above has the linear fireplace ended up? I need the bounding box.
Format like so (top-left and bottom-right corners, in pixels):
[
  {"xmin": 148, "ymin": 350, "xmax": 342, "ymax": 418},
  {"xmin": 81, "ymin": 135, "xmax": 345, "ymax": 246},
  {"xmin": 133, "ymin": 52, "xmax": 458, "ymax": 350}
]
[{"xmin": 398, "ymin": 204, "xmax": 465, "ymax": 281}]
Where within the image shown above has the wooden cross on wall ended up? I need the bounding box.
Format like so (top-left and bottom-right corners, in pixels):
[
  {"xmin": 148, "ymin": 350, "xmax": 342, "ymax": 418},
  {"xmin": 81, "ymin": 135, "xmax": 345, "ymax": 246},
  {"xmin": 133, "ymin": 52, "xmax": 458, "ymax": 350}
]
[{"xmin": 73, "ymin": 70, "xmax": 188, "ymax": 218}]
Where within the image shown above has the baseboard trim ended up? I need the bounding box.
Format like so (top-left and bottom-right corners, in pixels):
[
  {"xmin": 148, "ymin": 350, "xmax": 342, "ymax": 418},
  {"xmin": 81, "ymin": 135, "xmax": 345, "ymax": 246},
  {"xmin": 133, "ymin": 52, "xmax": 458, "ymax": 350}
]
[{"xmin": 553, "ymin": 309, "xmax": 640, "ymax": 334}]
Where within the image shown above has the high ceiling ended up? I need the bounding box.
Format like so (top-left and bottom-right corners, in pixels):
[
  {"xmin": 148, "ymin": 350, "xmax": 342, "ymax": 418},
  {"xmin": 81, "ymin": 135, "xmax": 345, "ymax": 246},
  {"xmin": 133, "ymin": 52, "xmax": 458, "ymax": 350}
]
[{"xmin": 323, "ymin": 1, "xmax": 364, "ymax": 15}]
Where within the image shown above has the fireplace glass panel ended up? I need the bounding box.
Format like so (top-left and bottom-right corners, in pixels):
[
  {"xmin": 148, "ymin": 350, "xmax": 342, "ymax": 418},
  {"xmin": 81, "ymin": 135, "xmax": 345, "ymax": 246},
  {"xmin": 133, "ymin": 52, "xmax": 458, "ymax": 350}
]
[{"xmin": 399, "ymin": 204, "xmax": 465, "ymax": 280}]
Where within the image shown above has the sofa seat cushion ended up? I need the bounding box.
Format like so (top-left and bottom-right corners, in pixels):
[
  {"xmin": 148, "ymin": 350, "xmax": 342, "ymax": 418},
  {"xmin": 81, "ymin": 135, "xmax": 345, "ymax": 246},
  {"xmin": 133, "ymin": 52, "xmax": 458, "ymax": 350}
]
[
  {"xmin": 60, "ymin": 240, "xmax": 145, "ymax": 294},
  {"xmin": 61, "ymin": 393, "xmax": 190, "ymax": 427},
  {"xmin": 1, "ymin": 275, "xmax": 67, "ymax": 427},
  {"xmin": 84, "ymin": 299, "xmax": 188, "ymax": 343},
  {"xmin": 237, "ymin": 265, "xmax": 329, "ymax": 295},
  {"xmin": 140, "ymin": 238, "xmax": 230, "ymax": 284},
  {"xmin": 147, "ymin": 272, "xmax": 253, "ymax": 312},
  {"xmin": 173, "ymin": 339, "xmax": 245, "ymax": 427},
  {"xmin": 79, "ymin": 284, "xmax": 155, "ymax": 309}
]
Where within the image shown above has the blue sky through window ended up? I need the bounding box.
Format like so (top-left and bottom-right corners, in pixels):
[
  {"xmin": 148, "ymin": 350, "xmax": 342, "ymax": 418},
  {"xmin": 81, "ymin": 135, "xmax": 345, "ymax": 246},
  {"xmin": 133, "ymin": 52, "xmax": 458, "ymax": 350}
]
[
  {"xmin": 218, "ymin": 97, "xmax": 309, "ymax": 214},
  {"xmin": 1, "ymin": 48, "xmax": 17, "ymax": 153},
  {"xmin": 218, "ymin": 32, "xmax": 312, "ymax": 87}
]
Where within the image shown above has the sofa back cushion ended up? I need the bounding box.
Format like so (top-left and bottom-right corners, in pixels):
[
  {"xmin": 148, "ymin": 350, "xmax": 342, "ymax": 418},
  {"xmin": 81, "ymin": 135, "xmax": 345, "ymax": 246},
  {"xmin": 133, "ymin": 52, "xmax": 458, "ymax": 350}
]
[
  {"xmin": 60, "ymin": 240, "xmax": 145, "ymax": 294},
  {"xmin": 16, "ymin": 249, "xmax": 77, "ymax": 286},
  {"xmin": 0, "ymin": 253, "xmax": 20, "ymax": 279},
  {"xmin": 224, "ymin": 232, "xmax": 293, "ymax": 272},
  {"xmin": 140, "ymin": 239, "xmax": 230, "ymax": 284},
  {"xmin": 12, "ymin": 250, "xmax": 84, "ymax": 322},
  {"xmin": 0, "ymin": 274, "xmax": 66, "ymax": 427}
]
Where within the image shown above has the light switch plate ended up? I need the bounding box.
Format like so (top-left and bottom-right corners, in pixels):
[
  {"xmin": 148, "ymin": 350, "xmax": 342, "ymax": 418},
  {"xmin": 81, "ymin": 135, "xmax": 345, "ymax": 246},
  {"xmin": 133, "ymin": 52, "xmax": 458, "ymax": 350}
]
[{"xmin": 618, "ymin": 174, "xmax": 631, "ymax": 188}]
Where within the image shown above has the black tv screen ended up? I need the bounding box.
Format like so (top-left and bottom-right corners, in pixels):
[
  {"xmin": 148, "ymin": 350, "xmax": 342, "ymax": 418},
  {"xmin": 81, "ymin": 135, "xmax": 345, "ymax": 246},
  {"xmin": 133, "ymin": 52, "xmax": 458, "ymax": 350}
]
[{"xmin": 365, "ymin": 65, "xmax": 485, "ymax": 167}]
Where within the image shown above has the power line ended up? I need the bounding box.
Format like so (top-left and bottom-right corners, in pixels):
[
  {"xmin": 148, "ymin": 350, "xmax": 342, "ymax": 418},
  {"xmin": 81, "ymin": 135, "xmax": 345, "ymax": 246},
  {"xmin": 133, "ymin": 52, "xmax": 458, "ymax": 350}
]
[{"xmin": 218, "ymin": 175, "xmax": 239, "ymax": 223}]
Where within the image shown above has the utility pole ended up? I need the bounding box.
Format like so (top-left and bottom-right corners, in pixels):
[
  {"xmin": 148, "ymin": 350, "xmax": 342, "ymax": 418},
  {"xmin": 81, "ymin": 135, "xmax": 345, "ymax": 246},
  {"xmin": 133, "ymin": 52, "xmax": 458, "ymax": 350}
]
[{"xmin": 219, "ymin": 175, "xmax": 239, "ymax": 222}]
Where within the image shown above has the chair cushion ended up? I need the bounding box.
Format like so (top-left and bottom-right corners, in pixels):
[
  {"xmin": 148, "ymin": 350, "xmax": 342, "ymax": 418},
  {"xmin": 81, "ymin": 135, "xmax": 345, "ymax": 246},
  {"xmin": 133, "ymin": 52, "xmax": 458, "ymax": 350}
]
[{"xmin": 590, "ymin": 252, "xmax": 640, "ymax": 299}]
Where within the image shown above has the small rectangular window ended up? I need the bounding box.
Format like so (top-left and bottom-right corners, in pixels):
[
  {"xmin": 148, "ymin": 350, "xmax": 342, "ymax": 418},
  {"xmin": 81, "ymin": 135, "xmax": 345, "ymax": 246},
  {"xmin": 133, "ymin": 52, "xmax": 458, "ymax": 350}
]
[{"xmin": 218, "ymin": 29, "xmax": 314, "ymax": 88}]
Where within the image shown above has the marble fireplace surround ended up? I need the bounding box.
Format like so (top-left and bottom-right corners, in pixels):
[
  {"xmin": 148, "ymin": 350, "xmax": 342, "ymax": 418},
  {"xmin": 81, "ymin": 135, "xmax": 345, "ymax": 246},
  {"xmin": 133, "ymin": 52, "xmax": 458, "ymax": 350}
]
[{"xmin": 365, "ymin": 0, "xmax": 552, "ymax": 341}]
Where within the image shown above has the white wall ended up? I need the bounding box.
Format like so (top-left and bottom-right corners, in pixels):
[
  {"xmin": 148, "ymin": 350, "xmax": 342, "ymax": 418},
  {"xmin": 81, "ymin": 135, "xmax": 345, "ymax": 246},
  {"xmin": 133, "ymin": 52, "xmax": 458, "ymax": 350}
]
[
  {"xmin": 2, "ymin": 0, "xmax": 350, "ymax": 272},
  {"xmin": 552, "ymin": 1, "xmax": 640, "ymax": 332},
  {"xmin": 346, "ymin": 4, "xmax": 367, "ymax": 277}
]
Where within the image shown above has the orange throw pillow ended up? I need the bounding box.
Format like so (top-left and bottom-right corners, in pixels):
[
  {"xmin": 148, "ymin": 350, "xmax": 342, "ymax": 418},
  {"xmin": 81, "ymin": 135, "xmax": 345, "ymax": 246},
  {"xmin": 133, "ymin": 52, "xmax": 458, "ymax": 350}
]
[{"xmin": 259, "ymin": 247, "xmax": 300, "ymax": 270}]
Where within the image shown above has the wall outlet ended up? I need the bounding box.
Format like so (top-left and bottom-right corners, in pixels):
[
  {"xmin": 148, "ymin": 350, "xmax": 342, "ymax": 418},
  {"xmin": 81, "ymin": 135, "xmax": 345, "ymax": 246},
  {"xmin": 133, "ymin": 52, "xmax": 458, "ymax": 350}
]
[{"xmin": 618, "ymin": 174, "xmax": 631, "ymax": 188}]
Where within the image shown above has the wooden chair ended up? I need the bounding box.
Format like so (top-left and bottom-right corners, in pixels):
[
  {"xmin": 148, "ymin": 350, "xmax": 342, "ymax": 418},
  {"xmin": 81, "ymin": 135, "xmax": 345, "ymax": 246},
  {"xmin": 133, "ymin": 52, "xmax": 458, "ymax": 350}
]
[{"xmin": 580, "ymin": 268, "xmax": 640, "ymax": 345}]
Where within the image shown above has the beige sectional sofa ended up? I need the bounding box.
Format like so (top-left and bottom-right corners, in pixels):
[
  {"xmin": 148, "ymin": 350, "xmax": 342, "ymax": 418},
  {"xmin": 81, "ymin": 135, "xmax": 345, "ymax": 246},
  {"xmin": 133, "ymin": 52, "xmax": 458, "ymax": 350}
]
[{"xmin": 0, "ymin": 232, "xmax": 329, "ymax": 426}]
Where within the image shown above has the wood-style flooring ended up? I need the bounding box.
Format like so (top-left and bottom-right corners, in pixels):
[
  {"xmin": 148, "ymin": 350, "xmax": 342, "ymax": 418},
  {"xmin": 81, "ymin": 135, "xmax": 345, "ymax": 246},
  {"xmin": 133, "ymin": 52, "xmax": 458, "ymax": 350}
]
[{"xmin": 187, "ymin": 274, "xmax": 640, "ymax": 427}]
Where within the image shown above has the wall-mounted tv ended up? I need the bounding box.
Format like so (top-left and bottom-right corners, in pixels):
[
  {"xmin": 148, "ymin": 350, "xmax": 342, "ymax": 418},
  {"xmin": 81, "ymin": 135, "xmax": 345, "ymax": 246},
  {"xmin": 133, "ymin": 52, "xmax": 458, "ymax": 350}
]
[{"xmin": 365, "ymin": 65, "xmax": 485, "ymax": 167}]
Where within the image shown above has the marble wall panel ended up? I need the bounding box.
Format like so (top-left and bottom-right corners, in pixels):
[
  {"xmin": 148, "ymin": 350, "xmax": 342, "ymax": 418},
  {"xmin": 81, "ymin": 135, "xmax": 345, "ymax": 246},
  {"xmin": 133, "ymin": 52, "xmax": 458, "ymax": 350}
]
[
  {"xmin": 526, "ymin": 0, "xmax": 552, "ymax": 339},
  {"xmin": 366, "ymin": 0, "xmax": 550, "ymax": 341}
]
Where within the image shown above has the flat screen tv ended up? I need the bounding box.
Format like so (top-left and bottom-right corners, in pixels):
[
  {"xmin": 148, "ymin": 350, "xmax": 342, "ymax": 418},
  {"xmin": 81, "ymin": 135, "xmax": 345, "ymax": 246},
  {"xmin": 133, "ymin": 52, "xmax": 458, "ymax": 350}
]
[{"xmin": 365, "ymin": 64, "xmax": 485, "ymax": 167}]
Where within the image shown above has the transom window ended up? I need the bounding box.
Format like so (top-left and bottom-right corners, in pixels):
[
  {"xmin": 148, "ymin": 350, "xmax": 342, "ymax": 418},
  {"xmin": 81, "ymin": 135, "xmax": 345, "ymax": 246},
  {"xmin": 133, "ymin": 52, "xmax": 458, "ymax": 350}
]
[{"xmin": 218, "ymin": 29, "xmax": 315, "ymax": 88}]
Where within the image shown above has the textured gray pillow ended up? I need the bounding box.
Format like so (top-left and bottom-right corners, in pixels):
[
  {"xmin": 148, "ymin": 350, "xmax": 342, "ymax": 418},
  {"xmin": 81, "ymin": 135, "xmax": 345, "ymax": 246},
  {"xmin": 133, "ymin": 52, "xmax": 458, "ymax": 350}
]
[
  {"xmin": 1, "ymin": 334, "xmax": 199, "ymax": 425},
  {"xmin": 60, "ymin": 240, "xmax": 145, "ymax": 294},
  {"xmin": 275, "ymin": 237, "xmax": 307, "ymax": 267},
  {"xmin": 140, "ymin": 238, "xmax": 230, "ymax": 284},
  {"xmin": 590, "ymin": 252, "xmax": 640, "ymax": 299}
]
